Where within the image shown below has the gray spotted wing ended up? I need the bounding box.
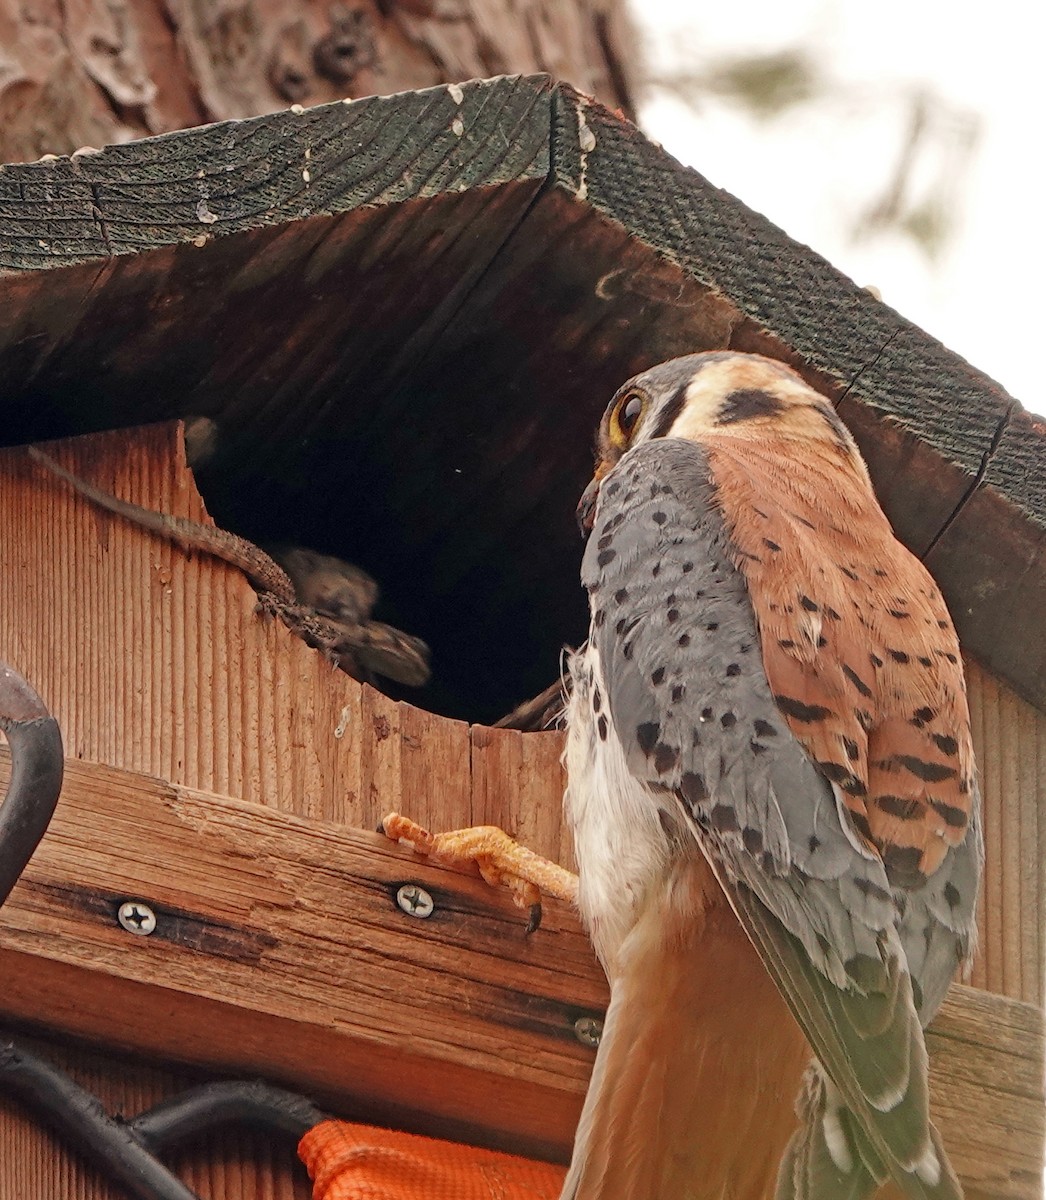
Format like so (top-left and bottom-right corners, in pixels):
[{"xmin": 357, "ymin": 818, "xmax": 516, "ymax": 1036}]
[{"xmin": 583, "ymin": 438, "xmax": 961, "ymax": 1198}]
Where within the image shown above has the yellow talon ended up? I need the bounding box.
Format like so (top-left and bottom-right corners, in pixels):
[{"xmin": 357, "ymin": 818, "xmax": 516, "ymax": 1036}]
[{"xmin": 381, "ymin": 812, "xmax": 578, "ymax": 931}]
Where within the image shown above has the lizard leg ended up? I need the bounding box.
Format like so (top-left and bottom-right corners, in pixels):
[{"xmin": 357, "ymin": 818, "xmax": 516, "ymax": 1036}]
[{"xmin": 381, "ymin": 813, "xmax": 578, "ymax": 931}]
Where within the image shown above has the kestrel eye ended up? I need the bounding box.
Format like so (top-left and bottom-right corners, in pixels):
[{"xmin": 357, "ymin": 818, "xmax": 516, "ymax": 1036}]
[{"xmin": 618, "ymin": 394, "xmax": 645, "ymax": 437}]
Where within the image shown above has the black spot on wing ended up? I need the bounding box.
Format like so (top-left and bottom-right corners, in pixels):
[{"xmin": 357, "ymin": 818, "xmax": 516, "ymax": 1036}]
[
  {"xmin": 890, "ymin": 755, "xmax": 957, "ymax": 783},
  {"xmin": 882, "ymin": 844, "xmax": 926, "ymax": 888},
  {"xmin": 874, "ymin": 793, "xmax": 924, "ymax": 820},
  {"xmin": 852, "ymin": 875, "xmax": 892, "ymax": 904},
  {"xmin": 742, "ymin": 827, "xmax": 763, "ymax": 854},
  {"xmin": 847, "ymin": 809, "xmax": 874, "ymax": 842},
  {"xmin": 635, "ymin": 722, "xmax": 660, "ymax": 756},
  {"xmin": 816, "ymin": 761, "xmax": 867, "ymax": 796},
  {"xmin": 775, "ymin": 695, "xmax": 832, "ymax": 722},
  {"xmin": 842, "ymin": 664, "xmax": 873, "ymax": 698},
  {"xmin": 679, "ymin": 771, "xmax": 708, "ymax": 805},
  {"xmin": 654, "ymin": 742, "xmax": 679, "ymax": 774},
  {"xmin": 929, "ymin": 799, "xmax": 967, "ymax": 828},
  {"xmin": 709, "ymin": 805, "xmax": 739, "ymax": 832}
]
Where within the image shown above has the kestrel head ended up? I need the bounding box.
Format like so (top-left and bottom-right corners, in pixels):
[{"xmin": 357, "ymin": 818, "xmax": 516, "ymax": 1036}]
[{"xmin": 579, "ymin": 351, "xmax": 868, "ymax": 531}]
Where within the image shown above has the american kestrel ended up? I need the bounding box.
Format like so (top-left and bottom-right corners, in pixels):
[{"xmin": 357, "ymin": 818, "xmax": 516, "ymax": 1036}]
[
  {"xmin": 383, "ymin": 350, "xmax": 980, "ymax": 1199},
  {"xmin": 563, "ymin": 351, "xmax": 980, "ymax": 1199}
]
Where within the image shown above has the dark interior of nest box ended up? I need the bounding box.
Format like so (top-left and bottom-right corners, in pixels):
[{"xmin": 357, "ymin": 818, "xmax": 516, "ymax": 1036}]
[{"xmin": 0, "ymin": 186, "xmax": 744, "ymax": 723}]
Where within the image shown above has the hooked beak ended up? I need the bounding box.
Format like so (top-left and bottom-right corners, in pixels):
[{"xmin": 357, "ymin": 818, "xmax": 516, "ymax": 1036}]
[{"xmin": 576, "ymin": 470, "xmax": 604, "ymax": 537}]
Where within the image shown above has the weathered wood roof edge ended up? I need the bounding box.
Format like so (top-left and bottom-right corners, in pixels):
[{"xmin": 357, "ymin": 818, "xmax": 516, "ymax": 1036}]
[
  {"xmin": 0, "ymin": 73, "xmax": 1041, "ymax": 707},
  {"xmin": 0, "ymin": 74, "xmax": 553, "ymax": 266}
]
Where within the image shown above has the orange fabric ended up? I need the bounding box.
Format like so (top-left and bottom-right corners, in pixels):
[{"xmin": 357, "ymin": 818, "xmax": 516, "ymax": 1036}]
[{"xmin": 299, "ymin": 1120, "xmax": 567, "ymax": 1200}]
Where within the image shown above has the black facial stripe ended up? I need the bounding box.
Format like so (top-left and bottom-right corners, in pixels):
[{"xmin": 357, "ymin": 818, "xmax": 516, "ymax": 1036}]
[
  {"xmin": 715, "ymin": 388, "xmax": 786, "ymax": 425},
  {"xmin": 649, "ymin": 381, "xmax": 692, "ymax": 439}
]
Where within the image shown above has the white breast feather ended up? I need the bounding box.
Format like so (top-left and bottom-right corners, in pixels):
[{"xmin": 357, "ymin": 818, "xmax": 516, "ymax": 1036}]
[{"xmin": 565, "ymin": 643, "xmax": 681, "ymax": 977}]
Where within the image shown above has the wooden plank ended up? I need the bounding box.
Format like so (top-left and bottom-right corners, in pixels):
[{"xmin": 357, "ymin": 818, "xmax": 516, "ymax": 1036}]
[
  {"xmin": 0, "ymin": 755, "xmax": 606, "ymax": 1162},
  {"xmin": 0, "ymin": 754, "xmax": 1039, "ymax": 1195},
  {"xmin": 966, "ymin": 658, "xmax": 1046, "ymax": 1006},
  {"xmin": 0, "ymin": 76, "xmax": 552, "ymax": 272},
  {"xmin": 927, "ymin": 988, "xmax": 1045, "ymax": 1200},
  {"xmin": 3, "ymin": 421, "xmax": 1040, "ymax": 988}
]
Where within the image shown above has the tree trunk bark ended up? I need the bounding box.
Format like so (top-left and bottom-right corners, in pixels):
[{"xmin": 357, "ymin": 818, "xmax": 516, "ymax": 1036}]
[{"xmin": 0, "ymin": 0, "xmax": 636, "ymax": 164}]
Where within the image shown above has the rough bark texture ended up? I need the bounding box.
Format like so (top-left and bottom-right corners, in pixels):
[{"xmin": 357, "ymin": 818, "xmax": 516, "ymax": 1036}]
[{"xmin": 0, "ymin": 0, "xmax": 635, "ymax": 165}]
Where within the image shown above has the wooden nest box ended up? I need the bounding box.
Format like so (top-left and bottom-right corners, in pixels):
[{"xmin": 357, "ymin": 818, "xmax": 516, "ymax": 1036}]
[{"xmin": 0, "ymin": 75, "xmax": 1042, "ymax": 1199}]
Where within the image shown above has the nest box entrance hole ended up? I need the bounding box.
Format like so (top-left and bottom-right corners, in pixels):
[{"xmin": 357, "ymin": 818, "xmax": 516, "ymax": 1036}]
[{"xmin": 0, "ymin": 189, "xmax": 748, "ymax": 724}]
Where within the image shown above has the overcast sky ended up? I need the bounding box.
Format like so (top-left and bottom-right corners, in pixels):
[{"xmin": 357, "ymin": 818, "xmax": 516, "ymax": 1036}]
[{"xmin": 635, "ymin": 0, "xmax": 1043, "ymax": 414}]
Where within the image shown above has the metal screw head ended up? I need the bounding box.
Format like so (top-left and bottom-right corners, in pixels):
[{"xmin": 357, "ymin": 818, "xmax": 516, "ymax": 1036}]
[
  {"xmin": 117, "ymin": 901, "xmax": 156, "ymax": 936},
  {"xmin": 573, "ymin": 1016, "xmax": 603, "ymax": 1048},
  {"xmin": 395, "ymin": 883, "xmax": 434, "ymax": 919}
]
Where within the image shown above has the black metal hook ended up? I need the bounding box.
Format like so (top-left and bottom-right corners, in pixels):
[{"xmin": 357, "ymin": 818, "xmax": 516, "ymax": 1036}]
[
  {"xmin": 0, "ymin": 660, "xmax": 327, "ymax": 1200},
  {"xmin": 0, "ymin": 662, "xmax": 63, "ymax": 907},
  {"xmin": 0, "ymin": 1038, "xmax": 326, "ymax": 1200}
]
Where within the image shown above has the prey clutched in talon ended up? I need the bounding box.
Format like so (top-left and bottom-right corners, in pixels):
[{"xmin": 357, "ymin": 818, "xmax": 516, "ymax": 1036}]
[{"xmin": 381, "ymin": 813, "xmax": 578, "ymax": 932}]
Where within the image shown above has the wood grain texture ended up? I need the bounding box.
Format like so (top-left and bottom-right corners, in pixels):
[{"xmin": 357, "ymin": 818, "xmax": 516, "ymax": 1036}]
[
  {"xmin": 0, "ymin": 78, "xmax": 560, "ymax": 724},
  {"xmin": 0, "ymin": 754, "xmax": 1041, "ymax": 1197},
  {"xmin": 966, "ymin": 657, "xmax": 1046, "ymax": 1007},
  {"xmin": 0, "ymin": 755, "xmax": 605, "ymax": 1161},
  {"xmin": 0, "ymin": 74, "xmax": 552, "ymax": 270}
]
